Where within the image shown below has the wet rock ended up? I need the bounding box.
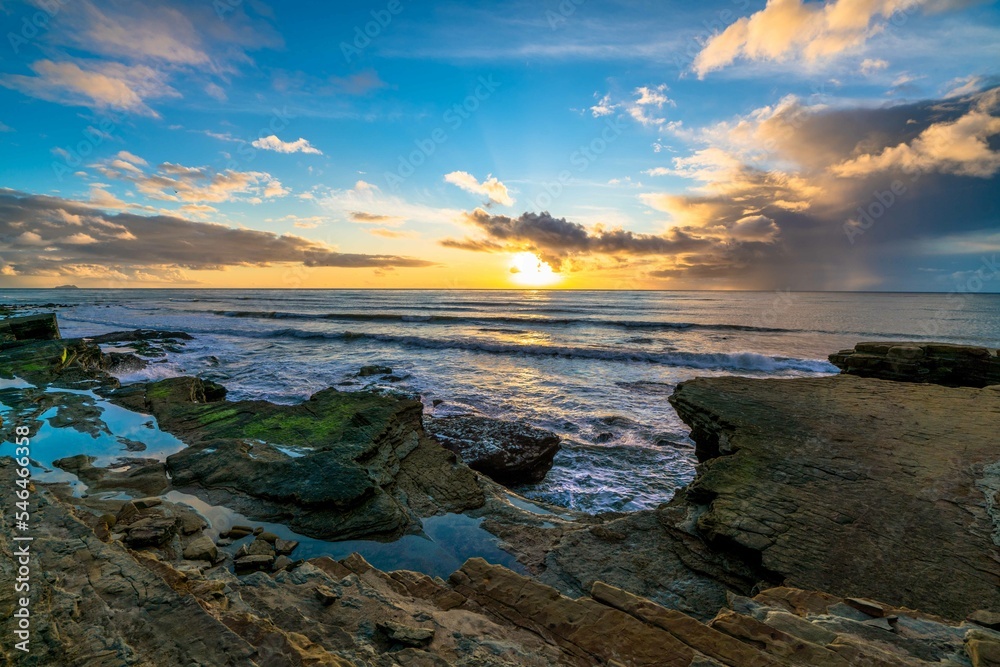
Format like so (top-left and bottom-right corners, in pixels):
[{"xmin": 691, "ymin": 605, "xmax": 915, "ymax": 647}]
[
  {"xmin": 0, "ymin": 312, "xmax": 60, "ymax": 343},
  {"xmin": 274, "ymin": 538, "xmax": 298, "ymax": 556},
  {"xmin": 258, "ymin": 531, "xmax": 278, "ymax": 543},
  {"xmin": 358, "ymin": 364, "xmax": 392, "ymax": 376},
  {"xmin": 273, "ymin": 555, "xmax": 293, "ymax": 571},
  {"xmin": 183, "ymin": 535, "xmax": 218, "ymax": 562},
  {"xmin": 830, "ymin": 341, "xmax": 1000, "ymax": 387},
  {"xmin": 120, "ymin": 379, "xmax": 484, "ymax": 541},
  {"xmin": 228, "ymin": 525, "xmax": 253, "ymax": 539},
  {"xmin": 426, "ymin": 415, "xmax": 561, "ymax": 485},
  {"xmin": 106, "ymin": 351, "xmax": 148, "ymax": 374},
  {"xmin": 134, "ymin": 497, "xmax": 163, "ymax": 510}
]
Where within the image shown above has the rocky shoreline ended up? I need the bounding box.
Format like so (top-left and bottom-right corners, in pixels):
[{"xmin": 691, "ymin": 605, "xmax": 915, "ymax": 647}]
[{"xmin": 1, "ymin": 315, "xmax": 998, "ymax": 665}]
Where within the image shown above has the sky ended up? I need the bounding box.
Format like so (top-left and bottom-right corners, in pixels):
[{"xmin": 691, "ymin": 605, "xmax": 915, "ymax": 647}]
[{"xmin": 0, "ymin": 0, "xmax": 998, "ymax": 290}]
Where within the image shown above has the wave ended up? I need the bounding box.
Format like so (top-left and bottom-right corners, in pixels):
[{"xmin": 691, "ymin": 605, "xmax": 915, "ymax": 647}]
[
  {"xmin": 261, "ymin": 327, "xmax": 838, "ymax": 373},
  {"xmin": 206, "ymin": 309, "xmax": 799, "ymax": 334}
]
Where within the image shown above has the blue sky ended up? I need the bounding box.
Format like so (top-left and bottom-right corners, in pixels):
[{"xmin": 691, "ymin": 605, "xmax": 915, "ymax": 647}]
[{"xmin": 0, "ymin": 0, "xmax": 998, "ymax": 289}]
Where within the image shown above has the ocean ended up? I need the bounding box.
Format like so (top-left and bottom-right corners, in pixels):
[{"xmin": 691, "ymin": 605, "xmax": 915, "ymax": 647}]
[{"xmin": 4, "ymin": 288, "xmax": 998, "ymax": 514}]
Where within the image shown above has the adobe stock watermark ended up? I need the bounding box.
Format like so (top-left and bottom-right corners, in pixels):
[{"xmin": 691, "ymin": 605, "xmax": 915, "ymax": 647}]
[
  {"xmin": 340, "ymin": 0, "xmax": 406, "ymax": 63},
  {"xmin": 7, "ymin": 0, "xmax": 67, "ymax": 55},
  {"xmin": 10, "ymin": 424, "xmax": 34, "ymax": 654},
  {"xmin": 214, "ymin": 0, "xmax": 243, "ymax": 19},
  {"xmin": 843, "ymin": 179, "xmax": 911, "ymax": 244},
  {"xmin": 546, "ymin": 0, "xmax": 586, "ymax": 29},
  {"xmin": 529, "ymin": 115, "xmax": 624, "ymax": 211},
  {"xmin": 51, "ymin": 111, "xmax": 126, "ymax": 181},
  {"xmin": 383, "ymin": 75, "xmax": 501, "ymax": 190}
]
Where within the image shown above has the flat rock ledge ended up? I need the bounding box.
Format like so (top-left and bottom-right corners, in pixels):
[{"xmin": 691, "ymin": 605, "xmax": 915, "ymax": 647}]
[
  {"xmin": 668, "ymin": 373, "xmax": 1000, "ymax": 621},
  {"xmin": 830, "ymin": 341, "xmax": 1000, "ymax": 387}
]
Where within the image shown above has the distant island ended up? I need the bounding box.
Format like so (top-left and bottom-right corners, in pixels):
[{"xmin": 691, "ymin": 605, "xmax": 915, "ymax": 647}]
[{"xmin": 53, "ymin": 284, "xmax": 80, "ymax": 289}]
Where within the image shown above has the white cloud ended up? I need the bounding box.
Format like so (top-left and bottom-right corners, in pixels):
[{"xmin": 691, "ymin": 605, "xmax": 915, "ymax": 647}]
[
  {"xmin": 0, "ymin": 120, "xmax": 11, "ymax": 132},
  {"xmin": 444, "ymin": 171, "xmax": 514, "ymax": 206},
  {"xmin": 589, "ymin": 85, "xmax": 674, "ymax": 127},
  {"xmin": 693, "ymin": 0, "xmax": 969, "ymax": 78},
  {"xmin": 251, "ymin": 135, "xmax": 323, "ymax": 155},
  {"xmin": 97, "ymin": 155, "xmax": 291, "ymax": 204},
  {"xmin": 0, "ymin": 60, "xmax": 178, "ymax": 117},
  {"xmin": 831, "ymin": 92, "xmax": 1000, "ymax": 178},
  {"xmin": 860, "ymin": 58, "xmax": 889, "ymax": 76}
]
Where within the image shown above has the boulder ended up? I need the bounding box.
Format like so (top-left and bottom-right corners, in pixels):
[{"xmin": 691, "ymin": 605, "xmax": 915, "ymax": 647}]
[
  {"xmin": 183, "ymin": 535, "xmax": 218, "ymax": 562},
  {"xmin": 426, "ymin": 415, "xmax": 561, "ymax": 485},
  {"xmin": 123, "ymin": 516, "xmax": 178, "ymax": 548}
]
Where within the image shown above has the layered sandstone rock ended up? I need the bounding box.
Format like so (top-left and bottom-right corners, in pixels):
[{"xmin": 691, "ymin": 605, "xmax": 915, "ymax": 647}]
[
  {"xmin": 830, "ymin": 341, "xmax": 1000, "ymax": 387},
  {"xmin": 2, "ymin": 464, "xmax": 994, "ymax": 667},
  {"xmin": 668, "ymin": 374, "xmax": 1000, "ymax": 620}
]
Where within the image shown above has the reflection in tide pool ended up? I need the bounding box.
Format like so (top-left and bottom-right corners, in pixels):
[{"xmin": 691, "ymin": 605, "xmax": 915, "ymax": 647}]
[
  {"xmin": 1, "ymin": 383, "xmax": 523, "ymax": 579},
  {"xmin": 166, "ymin": 491, "xmax": 523, "ymax": 579}
]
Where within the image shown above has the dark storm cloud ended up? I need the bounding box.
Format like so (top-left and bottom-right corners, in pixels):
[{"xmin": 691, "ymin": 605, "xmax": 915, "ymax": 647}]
[
  {"xmin": 0, "ymin": 190, "xmax": 434, "ymax": 279},
  {"xmin": 635, "ymin": 86, "xmax": 1000, "ymax": 289},
  {"xmin": 441, "ymin": 209, "xmax": 715, "ymax": 268}
]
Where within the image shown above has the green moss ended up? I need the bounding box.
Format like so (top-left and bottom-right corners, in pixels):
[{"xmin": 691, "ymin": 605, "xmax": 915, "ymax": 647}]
[{"xmin": 242, "ymin": 408, "xmax": 355, "ymax": 445}]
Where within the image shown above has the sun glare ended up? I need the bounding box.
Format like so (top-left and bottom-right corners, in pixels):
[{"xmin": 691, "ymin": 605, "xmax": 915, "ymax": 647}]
[{"xmin": 509, "ymin": 252, "xmax": 561, "ymax": 287}]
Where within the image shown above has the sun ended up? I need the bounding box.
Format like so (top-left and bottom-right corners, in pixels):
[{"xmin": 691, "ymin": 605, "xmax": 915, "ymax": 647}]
[{"xmin": 509, "ymin": 252, "xmax": 561, "ymax": 287}]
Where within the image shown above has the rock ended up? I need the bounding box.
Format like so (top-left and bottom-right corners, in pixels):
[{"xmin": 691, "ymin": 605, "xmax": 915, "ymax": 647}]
[
  {"xmin": 134, "ymin": 497, "xmax": 163, "ymax": 509},
  {"xmin": 358, "ymin": 364, "xmax": 392, "ymax": 377},
  {"xmin": 0, "ymin": 313, "xmax": 61, "ymax": 343},
  {"xmin": 274, "ymin": 538, "xmax": 298, "ymax": 556},
  {"xmin": 106, "ymin": 351, "xmax": 148, "ymax": 374},
  {"xmin": 378, "ymin": 621, "xmax": 434, "ymax": 647},
  {"xmin": 234, "ymin": 554, "xmax": 274, "ymax": 574},
  {"xmin": 273, "ymin": 555, "xmax": 293, "ymax": 571},
  {"xmin": 426, "ymin": 415, "xmax": 561, "ymax": 485},
  {"xmin": 669, "ymin": 374, "xmax": 1000, "ymax": 620},
  {"xmin": 123, "ymin": 516, "xmax": 179, "ymax": 548},
  {"xmin": 248, "ymin": 537, "xmax": 275, "ymax": 557},
  {"xmin": 846, "ymin": 597, "xmax": 887, "ymax": 618},
  {"xmin": 258, "ymin": 531, "xmax": 278, "ymax": 543},
  {"xmin": 228, "ymin": 525, "xmax": 253, "ymax": 538},
  {"xmin": 183, "ymin": 535, "xmax": 219, "ymax": 562},
  {"xmin": 967, "ymin": 632, "xmax": 1000, "ymax": 667},
  {"xmin": 129, "ymin": 380, "xmax": 484, "ymax": 541},
  {"xmin": 5, "ymin": 455, "xmax": 986, "ymax": 667},
  {"xmin": 179, "ymin": 512, "xmax": 207, "ymax": 535},
  {"xmin": 969, "ymin": 610, "xmax": 1000, "ymax": 630},
  {"xmin": 830, "ymin": 341, "xmax": 1000, "ymax": 387},
  {"xmin": 315, "ymin": 584, "xmax": 340, "ymax": 605}
]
